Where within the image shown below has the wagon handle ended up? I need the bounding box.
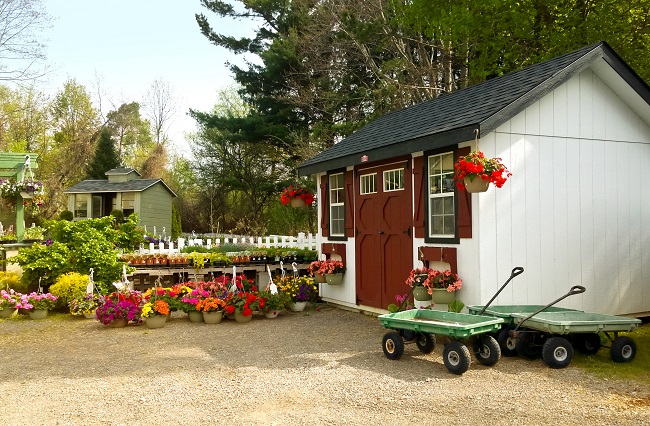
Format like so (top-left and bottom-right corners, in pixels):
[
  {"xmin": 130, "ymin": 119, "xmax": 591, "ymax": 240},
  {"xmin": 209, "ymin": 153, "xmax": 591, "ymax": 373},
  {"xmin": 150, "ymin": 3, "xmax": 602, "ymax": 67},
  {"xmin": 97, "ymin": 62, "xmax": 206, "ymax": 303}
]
[
  {"xmin": 477, "ymin": 267, "xmax": 524, "ymax": 316},
  {"xmin": 513, "ymin": 285, "xmax": 586, "ymax": 332}
]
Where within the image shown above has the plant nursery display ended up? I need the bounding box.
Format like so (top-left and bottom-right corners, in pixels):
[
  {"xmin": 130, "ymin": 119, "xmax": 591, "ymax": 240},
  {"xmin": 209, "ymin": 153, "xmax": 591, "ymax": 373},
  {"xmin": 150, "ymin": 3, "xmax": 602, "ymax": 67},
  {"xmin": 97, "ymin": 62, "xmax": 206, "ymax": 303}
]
[{"xmin": 95, "ymin": 289, "xmax": 143, "ymax": 326}]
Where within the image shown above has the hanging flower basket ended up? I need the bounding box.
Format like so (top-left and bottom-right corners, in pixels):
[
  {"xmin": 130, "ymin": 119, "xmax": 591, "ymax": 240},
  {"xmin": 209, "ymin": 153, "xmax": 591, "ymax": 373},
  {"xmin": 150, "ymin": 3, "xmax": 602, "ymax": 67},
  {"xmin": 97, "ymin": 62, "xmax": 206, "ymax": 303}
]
[
  {"xmin": 280, "ymin": 186, "xmax": 314, "ymax": 208},
  {"xmin": 454, "ymin": 150, "xmax": 511, "ymax": 193}
]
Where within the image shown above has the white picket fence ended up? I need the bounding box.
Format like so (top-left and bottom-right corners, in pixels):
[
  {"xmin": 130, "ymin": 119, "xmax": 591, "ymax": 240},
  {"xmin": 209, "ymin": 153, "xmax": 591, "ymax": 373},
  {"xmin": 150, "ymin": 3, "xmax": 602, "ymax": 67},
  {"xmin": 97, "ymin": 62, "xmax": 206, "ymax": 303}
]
[{"xmin": 139, "ymin": 233, "xmax": 317, "ymax": 254}]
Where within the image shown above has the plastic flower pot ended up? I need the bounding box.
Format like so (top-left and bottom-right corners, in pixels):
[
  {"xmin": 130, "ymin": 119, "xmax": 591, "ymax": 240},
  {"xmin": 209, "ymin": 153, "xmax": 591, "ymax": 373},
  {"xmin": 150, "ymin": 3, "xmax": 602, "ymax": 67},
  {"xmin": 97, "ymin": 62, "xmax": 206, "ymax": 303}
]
[{"xmin": 463, "ymin": 176, "xmax": 490, "ymax": 193}]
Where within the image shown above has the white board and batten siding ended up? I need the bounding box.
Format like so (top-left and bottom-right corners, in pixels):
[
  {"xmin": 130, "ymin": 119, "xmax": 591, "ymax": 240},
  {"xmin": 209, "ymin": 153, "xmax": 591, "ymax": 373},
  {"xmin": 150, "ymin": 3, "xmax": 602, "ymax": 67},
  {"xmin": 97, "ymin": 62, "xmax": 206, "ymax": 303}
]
[{"xmin": 475, "ymin": 68, "xmax": 650, "ymax": 315}]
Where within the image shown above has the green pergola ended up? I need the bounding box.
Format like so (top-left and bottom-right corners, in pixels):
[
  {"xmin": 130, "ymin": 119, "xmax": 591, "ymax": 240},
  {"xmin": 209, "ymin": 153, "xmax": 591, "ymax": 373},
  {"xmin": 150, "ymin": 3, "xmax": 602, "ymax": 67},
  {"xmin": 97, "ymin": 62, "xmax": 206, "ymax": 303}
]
[{"xmin": 0, "ymin": 152, "xmax": 39, "ymax": 241}]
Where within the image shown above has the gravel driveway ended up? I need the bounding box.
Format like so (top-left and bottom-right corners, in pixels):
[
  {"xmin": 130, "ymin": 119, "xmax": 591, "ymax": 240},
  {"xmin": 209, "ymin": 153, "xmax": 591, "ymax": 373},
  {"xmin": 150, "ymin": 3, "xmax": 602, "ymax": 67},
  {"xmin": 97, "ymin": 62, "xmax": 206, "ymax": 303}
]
[{"xmin": 1, "ymin": 306, "xmax": 648, "ymax": 425}]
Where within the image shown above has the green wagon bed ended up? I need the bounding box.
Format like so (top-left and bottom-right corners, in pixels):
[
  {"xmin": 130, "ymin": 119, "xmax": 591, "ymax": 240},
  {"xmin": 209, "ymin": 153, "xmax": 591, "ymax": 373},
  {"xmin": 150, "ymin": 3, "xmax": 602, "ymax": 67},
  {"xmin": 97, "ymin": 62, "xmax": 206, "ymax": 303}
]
[
  {"xmin": 510, "ymin": 311, "xmax": 641, "ymax": 334},
  {"xmin": 378, "ymin": 309, "xmax": 504, "ymax": 338}
]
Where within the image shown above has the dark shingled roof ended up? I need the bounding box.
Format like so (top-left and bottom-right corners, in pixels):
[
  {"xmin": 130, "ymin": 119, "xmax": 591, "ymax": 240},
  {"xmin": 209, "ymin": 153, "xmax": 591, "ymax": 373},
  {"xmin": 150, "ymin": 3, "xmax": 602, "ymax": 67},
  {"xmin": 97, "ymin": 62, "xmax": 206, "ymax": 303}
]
[
  {"xmin": 105, "ymin": 167, "xmax": 141, "ymax": 176},
  {"xmin": 63, "ymin": 178, "xmax": 177, "ymax": 196},
  {"xmin": 298, "ymin": 41, "xmax": 650, "ymax": 176}
]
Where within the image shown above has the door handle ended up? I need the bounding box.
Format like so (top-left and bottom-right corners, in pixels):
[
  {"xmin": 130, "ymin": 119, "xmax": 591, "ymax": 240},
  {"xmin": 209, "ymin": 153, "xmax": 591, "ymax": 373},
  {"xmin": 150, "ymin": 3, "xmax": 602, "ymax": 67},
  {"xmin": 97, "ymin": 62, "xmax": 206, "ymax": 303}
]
[
  {"xmin": 403, "ymin": 228, "xmax": 411, "ymax": 236},
  {"xmin": 378, "ymin": 231, "xmax": 384, "ymax": 234}
]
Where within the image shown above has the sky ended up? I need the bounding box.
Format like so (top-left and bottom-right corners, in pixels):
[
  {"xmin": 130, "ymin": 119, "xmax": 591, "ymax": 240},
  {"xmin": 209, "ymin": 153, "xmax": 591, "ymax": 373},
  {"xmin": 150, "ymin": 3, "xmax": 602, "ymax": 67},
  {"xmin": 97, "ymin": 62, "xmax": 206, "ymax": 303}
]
[{"xmin": 40, "ymin": 0, "xmax": 256, "ymax": 155}]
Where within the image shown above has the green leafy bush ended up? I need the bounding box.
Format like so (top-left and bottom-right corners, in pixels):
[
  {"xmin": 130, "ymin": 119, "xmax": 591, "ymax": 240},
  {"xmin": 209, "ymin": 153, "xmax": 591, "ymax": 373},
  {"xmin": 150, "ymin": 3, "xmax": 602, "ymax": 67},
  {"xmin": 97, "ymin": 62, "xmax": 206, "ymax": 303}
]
[
  {"xmin": 0, "ymin": 271, "xmax": 25, "ymax": 292},
  {"xmin": 49, "ymin": 272, "xmax": 89, "ymax": 308},
  {"xmin": 59, "ymin": 210, "xmax": 73, "ymax": 221},
  {"xmin": 10, "ymin": 217, "xmax": 136, "ymax": 295},
  {"xmin": 110, "ymin": 209, "xmax": 125, "ymax": 225}
]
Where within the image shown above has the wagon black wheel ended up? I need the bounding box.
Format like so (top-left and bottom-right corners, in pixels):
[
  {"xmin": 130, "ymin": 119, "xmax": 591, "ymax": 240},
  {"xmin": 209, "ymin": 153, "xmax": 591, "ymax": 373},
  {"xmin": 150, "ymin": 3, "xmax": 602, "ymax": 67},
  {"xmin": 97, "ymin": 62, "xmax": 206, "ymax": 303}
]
[
  {"xmin": 443, "ymin": 341, "xmax": 471, "ymax": 375},
  {"xmin": 574, "ymin": 333, "xmax": 601, "ymax": 355},
  {"xmin": 542, "ymin": 337, "xmax": 574, "ymax": 369},
  {"xmin": 382, "ymin": 332, "xmax": 404, "ymax": 360},
  {"xmin": 473, "ymin": 335, "xmax": 501, "ymax": 366},
  {"xmin": 514, "ymin": 332, "xmax": 541, "ymax": 359},
  {"xmin": 610, "ymin": 336, "xmax": 636, "ymax": 363},
  {"xmin": 497, "ymin": 327, "xmax": 518, "ymax": 357},
  {"xmin": 415, "ymin": 333, "xmax": 436, "ymax": 354}
]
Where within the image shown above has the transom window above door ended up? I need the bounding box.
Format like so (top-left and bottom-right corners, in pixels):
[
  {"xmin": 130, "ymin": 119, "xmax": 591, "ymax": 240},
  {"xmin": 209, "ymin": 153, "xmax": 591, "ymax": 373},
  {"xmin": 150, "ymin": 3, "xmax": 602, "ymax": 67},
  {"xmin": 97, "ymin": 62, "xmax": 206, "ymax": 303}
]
[
  {"xmin": 360, "ymin": 173, "xmax": 377, "ymax": 195},
  {"xmin": 383, "ymin": 169, "xmax": 404, "ymax": 191},
  {"xmin": 428, "ymin": 152, "xmax": 455, "ymax": 238}
]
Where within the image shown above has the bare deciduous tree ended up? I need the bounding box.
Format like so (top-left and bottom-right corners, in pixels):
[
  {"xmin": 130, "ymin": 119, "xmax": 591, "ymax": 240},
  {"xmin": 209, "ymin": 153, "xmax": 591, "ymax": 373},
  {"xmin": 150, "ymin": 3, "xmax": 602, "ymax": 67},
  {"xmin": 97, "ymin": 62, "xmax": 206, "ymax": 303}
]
[
  {"xmin": 143, "ymin": 78, "xmax": 177, "ymax": 145},
  {"xmin": 0, "ymin": 0, "xmax": 51, "ymax": 82}
]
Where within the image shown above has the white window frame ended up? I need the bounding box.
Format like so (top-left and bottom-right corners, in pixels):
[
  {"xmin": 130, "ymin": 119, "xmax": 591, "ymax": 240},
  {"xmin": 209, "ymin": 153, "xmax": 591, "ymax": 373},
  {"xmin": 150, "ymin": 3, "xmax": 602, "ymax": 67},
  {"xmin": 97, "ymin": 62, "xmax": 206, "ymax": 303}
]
[
  {"xmin": 359, "ymin": 173, "xmax": 377, "ymax": 195},
  {"xmin": 383, "ymin": 168, "xmax": 405, "ymax": 192},
  {"xmin": 74, "ymin": 194, "xmax": 88, "ymax": 219},
  {"xmin": 329, "ymin": 173, "xmax": 345, "ymax": 237},
  {"xmin": 427, "ymin": 152, "xmax": 455, "ymax": 238}
]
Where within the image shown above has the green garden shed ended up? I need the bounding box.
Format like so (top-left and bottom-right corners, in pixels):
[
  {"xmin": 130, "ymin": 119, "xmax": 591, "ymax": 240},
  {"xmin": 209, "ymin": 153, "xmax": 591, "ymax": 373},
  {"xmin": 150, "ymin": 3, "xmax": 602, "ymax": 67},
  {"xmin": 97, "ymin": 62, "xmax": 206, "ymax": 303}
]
[{"xmin": 63, "ymin": 168, "xmax": 176, "ymax": 234}]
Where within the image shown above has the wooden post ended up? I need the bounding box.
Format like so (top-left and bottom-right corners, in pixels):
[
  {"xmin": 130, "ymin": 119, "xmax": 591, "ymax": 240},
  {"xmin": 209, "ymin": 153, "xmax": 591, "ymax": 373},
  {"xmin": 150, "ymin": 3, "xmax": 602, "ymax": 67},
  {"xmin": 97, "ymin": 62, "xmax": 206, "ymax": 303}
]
[{"xmin": 0, "ymin": 153, "xmax": 38, "ymax": 242}]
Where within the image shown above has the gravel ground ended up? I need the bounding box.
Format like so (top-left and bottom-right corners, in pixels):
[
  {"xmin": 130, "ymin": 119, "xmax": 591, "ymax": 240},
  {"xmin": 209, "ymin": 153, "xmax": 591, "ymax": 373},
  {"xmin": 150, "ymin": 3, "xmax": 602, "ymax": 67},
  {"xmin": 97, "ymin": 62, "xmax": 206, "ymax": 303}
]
[{"xmin": 1, "ymin": 305, "xmax": 649, "ymax": 425}]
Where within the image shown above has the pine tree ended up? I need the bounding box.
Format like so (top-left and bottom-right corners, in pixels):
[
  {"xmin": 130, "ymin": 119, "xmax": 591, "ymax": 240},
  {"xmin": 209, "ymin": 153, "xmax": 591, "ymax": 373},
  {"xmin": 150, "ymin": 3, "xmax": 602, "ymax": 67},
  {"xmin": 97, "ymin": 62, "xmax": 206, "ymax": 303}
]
[{"xmin": 86, "ymin": 127, "xmax": 120, "ymax": 179}]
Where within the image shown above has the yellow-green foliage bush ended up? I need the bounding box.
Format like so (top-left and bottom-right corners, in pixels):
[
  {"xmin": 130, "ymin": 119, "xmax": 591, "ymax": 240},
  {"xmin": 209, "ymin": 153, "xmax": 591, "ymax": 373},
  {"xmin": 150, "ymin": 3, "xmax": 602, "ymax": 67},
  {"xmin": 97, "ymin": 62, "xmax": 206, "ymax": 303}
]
[
  {"xmin": 0, "ymin": 271, "xmax": 24, "ymax": 292},
  {"xmin": 49, "ymin": 272, "xmax": 89, "ymax": 307}
]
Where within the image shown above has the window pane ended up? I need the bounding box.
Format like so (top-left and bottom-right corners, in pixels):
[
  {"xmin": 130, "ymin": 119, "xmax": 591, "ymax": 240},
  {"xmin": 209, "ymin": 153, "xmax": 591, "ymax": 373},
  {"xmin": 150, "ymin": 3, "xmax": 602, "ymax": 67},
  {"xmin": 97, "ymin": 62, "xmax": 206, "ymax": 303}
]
[
  {"xmin": 329, "ymin": 173, "xmax": 345, "ymax": 236},
  {"xmin": 331, "ymin": 206, "xmax": 345, "ymax": 236},
  {"xmin": 383, "ymin": 169, "xmax": 404, "ymax": 191},
  {"xmin": 74, "ymin": 195, "xmax": 88, "ymax": 218},
  {"xmin": 444, "ymin": 217, "xmax": 455, "ymax": 235},
  {"xmin": 360, "ymin": 173, "xmax": 376, "ymax": 195},
  {"xmin": 92, "ymin": 195, "xmax": 102, "ymax": 219},
  {"xmin": 428, "ymin": 151, "xmax": 456, "ymax": 238}
]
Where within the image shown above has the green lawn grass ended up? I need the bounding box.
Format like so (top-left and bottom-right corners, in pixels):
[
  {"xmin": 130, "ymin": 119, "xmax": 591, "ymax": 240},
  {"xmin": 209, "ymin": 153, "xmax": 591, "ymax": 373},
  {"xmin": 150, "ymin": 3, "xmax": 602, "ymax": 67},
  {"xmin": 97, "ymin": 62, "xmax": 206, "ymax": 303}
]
[{"xmin": 572, "ymin": 322, "xmax": 650, "ymax": 385}]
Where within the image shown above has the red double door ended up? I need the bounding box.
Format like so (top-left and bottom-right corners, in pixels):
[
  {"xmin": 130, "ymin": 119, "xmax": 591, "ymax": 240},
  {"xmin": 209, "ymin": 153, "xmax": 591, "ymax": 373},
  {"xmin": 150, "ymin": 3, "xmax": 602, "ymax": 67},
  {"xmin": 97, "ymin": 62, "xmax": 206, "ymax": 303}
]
[{"xmin": 355, "ymin": 160, "xmax": 413, "ymax": 309}]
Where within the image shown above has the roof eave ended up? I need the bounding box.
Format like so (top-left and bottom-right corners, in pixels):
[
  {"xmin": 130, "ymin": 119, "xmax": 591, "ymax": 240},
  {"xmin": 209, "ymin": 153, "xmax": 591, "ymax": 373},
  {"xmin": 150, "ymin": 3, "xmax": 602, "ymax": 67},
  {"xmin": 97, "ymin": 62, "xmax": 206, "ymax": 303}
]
[{"xmin": 298, "ymin": 125, "xmax": 477, "ymax": 176}]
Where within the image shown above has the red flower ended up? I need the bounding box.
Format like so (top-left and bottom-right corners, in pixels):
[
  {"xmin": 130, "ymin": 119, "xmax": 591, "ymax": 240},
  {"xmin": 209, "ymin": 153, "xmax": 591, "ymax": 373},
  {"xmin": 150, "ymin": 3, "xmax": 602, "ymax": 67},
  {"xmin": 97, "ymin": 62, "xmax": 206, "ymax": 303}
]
[
  {"xmin": 242, "ymin": 307, "xmax": 253, "ymax": 317},
  {"xmin": 453, "ymin": 150, "xmax": 511, "ymax": 190},
  {"xmin": 224, "ymin": 305, "xmax": 235, "ymax": 315},
  {"xmin": 280, "ymin": 186, "xmax": 315, "ymax": 206}
]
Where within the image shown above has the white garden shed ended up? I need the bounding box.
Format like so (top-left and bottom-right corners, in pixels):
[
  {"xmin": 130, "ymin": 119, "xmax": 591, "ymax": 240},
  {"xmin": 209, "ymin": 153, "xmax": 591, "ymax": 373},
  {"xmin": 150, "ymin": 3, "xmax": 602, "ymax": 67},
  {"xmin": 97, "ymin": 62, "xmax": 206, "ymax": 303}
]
[{"xmin": 299, "ymin": 41, "xmax": 650, "ymax": 316}]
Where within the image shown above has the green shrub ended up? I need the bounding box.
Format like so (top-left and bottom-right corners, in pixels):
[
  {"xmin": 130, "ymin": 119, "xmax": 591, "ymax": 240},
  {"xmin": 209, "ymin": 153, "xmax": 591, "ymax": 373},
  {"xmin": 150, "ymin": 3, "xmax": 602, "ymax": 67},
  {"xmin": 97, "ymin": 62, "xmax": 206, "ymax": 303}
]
[
  {"xmin": 59, "ymin": 210, "xmax": 73, "ymax": 221},
  {"xmin": 110, "ymin": 209, "xmax": 125, "ymax": 225},
  {"xmin": 0, "ymin": 271, "xmax": 25, "ymax": 292},
  {"xmin": 49, "ymin": 272, "xmax": 89, "ymax": 308}
]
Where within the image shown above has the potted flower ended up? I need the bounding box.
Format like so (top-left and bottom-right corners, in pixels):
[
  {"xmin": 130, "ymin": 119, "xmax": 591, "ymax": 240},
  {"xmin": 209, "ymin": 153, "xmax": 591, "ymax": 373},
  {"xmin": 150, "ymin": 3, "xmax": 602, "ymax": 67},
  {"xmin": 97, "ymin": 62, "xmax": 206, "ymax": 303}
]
[
  {"xmin": 15, "ymin": 178, "xmax": 44, "ymax": 199},
  {"xmin": 280, "ymin": 186, "xmax": 315, "ymax": 208},
  {"xmin": 177, "ymin": 286, "xmax": 208, "ymax": 322},
  {"xmin": 0, "ymin": 289, "xmax": 19, "ymax": 318},
  {"xmin": 24, "ymin": 291, "xmax": 57, "ymax": 319},
  {"xmin": 224, "ymin": 291, "xmax": 258, "ymax": 323},
  {"xmin": 427, "ymin": 269, "xmax": 462, "ymax": 304},
  {"xmin": 68, "ymin": 294, "xmax": 101, "ymax": 318},
  {"xmin": 95, "ymin": 289, "xmax": 143, "ymax": 327},
  {"xmin": 196, "ymin": 296, "xmax": 226, "ymax": 324},
  {"xmin": 140, "ymin": 296, "xmax": 170, "ymax": 329},
  {"xmin": 257, "ymin": 289, "xmax": 290, "ymax": 318},
  {"xmin": 405, "ymin": 267, "xmax": 435, "ymax": 308},
  {"xmin": 277, "ymin": 276, "xmax": 317, "ymax": 312},
  {"xmin": 317, "ymin": 259, "xmax": 346, "ymax": 285},
  {"xmin": 453, "ymin": 150, "xmax": 511, "ymax": 193},
  {"xmin": 307, "ymin": 260, "xmax": 326, "ymax": 283}
]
